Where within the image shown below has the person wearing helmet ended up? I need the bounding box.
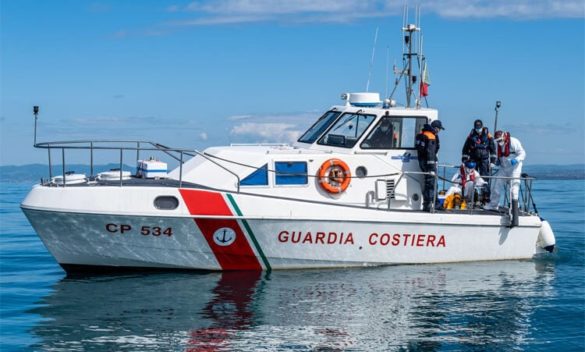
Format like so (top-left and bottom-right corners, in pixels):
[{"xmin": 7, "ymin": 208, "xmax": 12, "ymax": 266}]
[
  {"xmin": 484, "ymin": 131, "xmax": 526, "ymax": 222},
  {"xmin": 447, "ymin": 161, "xmax": 487, "ymax": 207},
  {"xmin": 415, "ymin": 119, "xmax": 444, "ymax": 211}
]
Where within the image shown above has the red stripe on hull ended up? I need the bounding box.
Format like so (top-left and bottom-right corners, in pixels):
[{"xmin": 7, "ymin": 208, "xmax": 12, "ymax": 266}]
[
  {"xmin": 180, "ymin": 189, "xmax": 262, "ymax": 270},
  {"xmin": 179, "ymin": 189, "xmax": 232, "ymax": 216},
  {"xmin": 195, "ymin": 218, "xmax": 262, "ymax": 270}
]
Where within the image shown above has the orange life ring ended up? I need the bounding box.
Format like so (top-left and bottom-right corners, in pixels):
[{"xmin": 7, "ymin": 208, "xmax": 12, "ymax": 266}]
[{"xmin": 318, "ymin": 159, "xmax": 351, "ymax": 194}]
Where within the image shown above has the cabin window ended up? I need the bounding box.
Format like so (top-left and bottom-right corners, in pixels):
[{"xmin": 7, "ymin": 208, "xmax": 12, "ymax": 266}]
[
  {"xmin": 361, "ymin": 116, "xmax": 427, "ymax": 149},
  {"xmin": 317, "ymin": 113, "xmax": 376, "ymax": 148},
  {"xmin": 298, "ymin": 111, "xmax": 341, "ymax": 144},
  {"xmin": 154, "ymin": 196, "xmax": 179, "ymax": 210},
  {"xmin": 275, "ymin": 162, "xmax": 308, "ymax": 185},
  {"xmin": 241, "ymin": 164, "xmax": 269, "ymax": 186}
]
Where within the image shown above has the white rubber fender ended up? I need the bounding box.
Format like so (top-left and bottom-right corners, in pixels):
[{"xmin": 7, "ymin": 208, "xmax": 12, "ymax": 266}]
[
  {"xmin": 97, "ymin": 170, "xmax": 132, "ymax": 181},
  {"xmin": 536, "ymin": 220, "xmax": 556, "ymax": 252},
  {"xmin": 51, "ymin": 173, "xmax": 87, "ymax": 185}
]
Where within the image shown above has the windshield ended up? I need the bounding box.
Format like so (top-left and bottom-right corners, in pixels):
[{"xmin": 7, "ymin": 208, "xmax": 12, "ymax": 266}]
[
  {"xmin": 298, "ymin": 111, "xmax": 341, "ymax": 144},
  {"xmin": 317, "ymin": 112, "xmax": 376, "ymax": 148}
]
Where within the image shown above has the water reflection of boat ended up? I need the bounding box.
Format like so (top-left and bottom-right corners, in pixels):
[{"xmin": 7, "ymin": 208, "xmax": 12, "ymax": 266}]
[{"xmin": 29, "ymin": 261, "xmax": 554, "ymax": 351}]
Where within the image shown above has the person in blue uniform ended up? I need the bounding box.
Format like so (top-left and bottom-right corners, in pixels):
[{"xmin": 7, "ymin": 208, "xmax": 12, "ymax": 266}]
[
  {"xmin": 461, "ymin": 119, "xmax": 495, "ymax": 202},
  {"xmin": 462, "ymin": 119, "xmax": 495, "ymax": 176},
  {"xmin": 416, "ymin": 120, "xmax": 444, "ymax": 212}
]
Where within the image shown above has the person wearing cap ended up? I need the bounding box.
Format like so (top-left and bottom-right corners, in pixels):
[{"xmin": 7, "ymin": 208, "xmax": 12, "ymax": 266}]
[
  {"xmin": 415, "ymin": 120, "xmax": 444, "ymax": 211},
  {"xmin": 485, "ymin": 131, "xmax": 526, "ymax": 217}
]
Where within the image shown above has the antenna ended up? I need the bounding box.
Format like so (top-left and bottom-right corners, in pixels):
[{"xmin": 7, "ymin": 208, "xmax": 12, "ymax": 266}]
[
  {"xmin": 385, "ymin": 45, "xmax": 390, "ymax": 98},
  {"xmin": 415, "ymin": 5, "xmax": 422, "ymax": 108},
  {"xmin": 366, "ymin": 26, "xmax": 379, "ymax": 92},
  {"xmin": 416, "ymin": 5, "xmax": 421, "ymax": 49},
  {"xmin": 403, "ymin": 5, "xmax": 408, "ymax": 32},
  {"xmin": 402, "ymin": 4, "xmax": 407, "ymax": 52},
  {"xmin": 494, "ymin": 101, "xmax": 502, "ymax": 133},
  {"xmin": 33, "ymin": 106, "xmax": 39, "ymax": 146}
]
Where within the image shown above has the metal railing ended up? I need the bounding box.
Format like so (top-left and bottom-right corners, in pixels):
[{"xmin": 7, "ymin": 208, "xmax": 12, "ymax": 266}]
[
  {"xmin": 436, "ymin": 163, "xmax": 538, "ymax": 215},
  {"xmin": 35, "ymin": 140, "xmax": 241, "ymax": 191}
]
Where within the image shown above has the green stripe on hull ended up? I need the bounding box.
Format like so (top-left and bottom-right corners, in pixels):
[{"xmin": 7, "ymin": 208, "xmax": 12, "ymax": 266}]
[{"xmin": 226, "ymin": 194, "xmax": 272, "ymax": 271}]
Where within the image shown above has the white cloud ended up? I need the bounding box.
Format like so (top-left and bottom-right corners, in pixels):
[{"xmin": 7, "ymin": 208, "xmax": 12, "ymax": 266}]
[
  {"xmin": 228, "ymin": 111, "xmax": 317, "ymax": 143},
  {"xmin": 167, "ymin": 0, "xmax": 583, "ymax": 26},
  {"xmin": 172, "ymin": 15, "xmax": 269, "ymax": 26},
  {"xmin": 423, "ymin": 0, "xmax": 584, "ymax": 19},
  {"xmin": 230, "ymin": 122, "xmax": 301, "ymax": 143},
  {"xmin": 198, "ymin": 132, "xmax": 208, "ymax": 141},
  {"xmin": 227, "ymin": 114, "xmax": 253, "ymax": 121},
  {"xmin": 184, "ymin": 0, "xmax": 374, "ymax": 15}
]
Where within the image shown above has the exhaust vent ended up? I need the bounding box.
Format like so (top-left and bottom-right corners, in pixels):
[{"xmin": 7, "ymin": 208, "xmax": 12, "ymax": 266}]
[{"xmin": 386, "ymin": 179, "xmax": 396, "ymax": 199}]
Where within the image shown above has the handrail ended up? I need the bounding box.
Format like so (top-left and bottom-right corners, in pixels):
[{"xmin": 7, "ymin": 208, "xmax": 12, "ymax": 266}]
[
  {"xmin": 36, "ymin": 140, "xmax": 193, "ymax": 152},
  {"xmin": 36, "ymin": 138, "xmax": 242, "ymax": 192},
  {"xmin": 435, "ymin": 164, "xmax": 538, "ymax": 214}
]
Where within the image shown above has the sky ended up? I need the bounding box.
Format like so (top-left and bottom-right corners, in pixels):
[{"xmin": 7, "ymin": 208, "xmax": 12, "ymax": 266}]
[{"xmin": 1, "ymin": 0, "xmax": 584, "ymax": 167}]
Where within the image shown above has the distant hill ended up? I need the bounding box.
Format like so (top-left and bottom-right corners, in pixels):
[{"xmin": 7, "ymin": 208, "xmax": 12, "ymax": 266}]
[{"xmin": 1, "ymin": 163, "xmax": 583, "ymax": 183}]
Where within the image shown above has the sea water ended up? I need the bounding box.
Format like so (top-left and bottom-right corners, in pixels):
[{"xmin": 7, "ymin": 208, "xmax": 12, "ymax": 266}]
[{"xmin": 1, "ymin": 180, "xmax": 584, "ymax": 351}]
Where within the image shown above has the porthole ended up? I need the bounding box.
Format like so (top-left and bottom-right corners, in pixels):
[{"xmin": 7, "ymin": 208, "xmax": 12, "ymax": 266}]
[
  {"xmin": 412, "ymin": 193, "xmax": 420, "ymax": 202},
  {"xmin": 355, "ymin": 166, "xmax": 368, "ymax": 178},
  {"xmin": 154, "ymin": 196, "xmax": 179, "ymax": 210}
]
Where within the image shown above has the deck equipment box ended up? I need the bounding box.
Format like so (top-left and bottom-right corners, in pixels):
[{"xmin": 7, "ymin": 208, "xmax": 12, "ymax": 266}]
[{"xmin": 137, "ymin": 159, "xmax": 168, "ymax": 179}]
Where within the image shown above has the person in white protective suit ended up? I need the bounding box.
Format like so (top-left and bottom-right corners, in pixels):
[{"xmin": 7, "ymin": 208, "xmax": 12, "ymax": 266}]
[{"xmin": 485, "ymin": 130, "xmax": 526, "ymax": 212}]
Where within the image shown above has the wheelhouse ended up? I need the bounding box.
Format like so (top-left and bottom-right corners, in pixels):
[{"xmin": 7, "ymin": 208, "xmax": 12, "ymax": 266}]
[{"xmin": 294, "ymin": 105, "xmax": 438, "ymax": 154}]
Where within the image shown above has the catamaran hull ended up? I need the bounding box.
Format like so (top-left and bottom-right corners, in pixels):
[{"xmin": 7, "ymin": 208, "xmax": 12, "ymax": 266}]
[{"xmin": 22, "ymin": 207, "xmax": 546, "ymax": 272}]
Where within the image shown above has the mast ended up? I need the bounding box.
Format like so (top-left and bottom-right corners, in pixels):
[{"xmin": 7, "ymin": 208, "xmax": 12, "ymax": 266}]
[
  {"xmin": 403, "ymin": 23, "xmax": 419, "ymax": 108},
  {"xmin": 388, "ymin": 6, "xmax": 425, "ymax": 108}
]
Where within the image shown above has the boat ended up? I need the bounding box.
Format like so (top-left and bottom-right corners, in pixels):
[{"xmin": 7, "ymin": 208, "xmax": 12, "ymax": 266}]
[{"xmin": 21, "ymin": 22, "xmax": 556, "ymax": 273}]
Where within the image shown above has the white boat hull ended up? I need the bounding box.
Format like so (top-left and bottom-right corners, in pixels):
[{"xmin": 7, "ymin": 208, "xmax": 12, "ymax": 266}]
[{"xmin": 21, "ymin": 186, "xmax": 547, "ymax": 271}]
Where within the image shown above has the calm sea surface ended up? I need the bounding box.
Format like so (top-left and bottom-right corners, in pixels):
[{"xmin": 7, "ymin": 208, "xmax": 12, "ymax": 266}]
[{"xmin": 1, "ymin": 180, "xmax": 584, "ymax": 351}]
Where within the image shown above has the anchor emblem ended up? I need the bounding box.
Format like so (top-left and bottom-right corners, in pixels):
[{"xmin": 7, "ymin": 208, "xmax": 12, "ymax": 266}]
[{"xmin": 212, "ymin": 227, "xmax": 236, "ymax": 246}]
